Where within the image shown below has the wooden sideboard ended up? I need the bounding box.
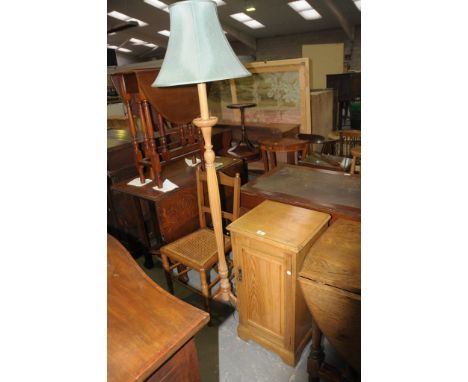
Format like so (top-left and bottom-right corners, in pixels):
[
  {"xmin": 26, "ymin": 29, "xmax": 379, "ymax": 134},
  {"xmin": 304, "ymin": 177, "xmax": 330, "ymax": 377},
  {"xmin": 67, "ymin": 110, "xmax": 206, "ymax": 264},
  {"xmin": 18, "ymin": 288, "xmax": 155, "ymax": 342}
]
[
  {"xmin": 227, "ymin": 200, "xmax": 331, "ymax": 366},
  {"xmin": 107, "ymin": 235, "xmax": 209, "ymax": 382}
]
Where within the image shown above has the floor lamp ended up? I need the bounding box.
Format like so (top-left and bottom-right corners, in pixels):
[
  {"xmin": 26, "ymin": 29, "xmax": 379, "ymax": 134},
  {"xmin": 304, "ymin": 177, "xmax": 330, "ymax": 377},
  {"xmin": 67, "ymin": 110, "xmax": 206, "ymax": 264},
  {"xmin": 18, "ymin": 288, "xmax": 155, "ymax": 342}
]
[{"xmin": 153, "ymin": 0, "xmax": 251, "ymax": 304}]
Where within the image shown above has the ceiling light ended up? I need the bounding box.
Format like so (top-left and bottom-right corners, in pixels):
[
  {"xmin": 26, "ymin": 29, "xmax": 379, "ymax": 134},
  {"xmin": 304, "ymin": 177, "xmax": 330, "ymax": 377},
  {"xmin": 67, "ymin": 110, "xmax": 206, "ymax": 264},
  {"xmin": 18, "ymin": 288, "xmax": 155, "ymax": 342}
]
[
  {"xmin": 129, "ymin": 38, "xmax": 146, "ymax": 45},
  {"xmin": 244, "ymin": 20, "xmax": 264, "ymax": 29},
  {"xmin": 107, "ymin": 11, "xmax": 129, "ymax": 21},
  {"xmin": 158, "ymin": 30, "xmax": 170, "ymax": 36},
  {"xmin": 288, "ymin": 0, "xmax": 311, "ymax": 12},
  {"xmin": 300, "ymin": 9, "xmax": 321, "ymax": 20},
  {"xmin": 230, "ymin": 12, "xmax": 265, "ymax": 29},
  {"xmin": 246, "ymin": 6, "xmax": 256, "ymax": 12},
  {"xmin": 144, "ymin": 43, "xmax": 158, "ymax": 48},
  {"xmin": 143, "ymin": 0, "xmax": 169, "ymax": 13},
  {"xmin": 107, "ymin": 45, "xmax": 118, "ymax": 49},
  {"xmin": 107, "ymin": 10, "xmax": 148, "ymax": 26},
  {"xmin": 212, "ymin": 0, "xmax": 226, "ymax": 5},
  {"xmin": 354, "ymin": 0, "xmax": 361, "ymax": 10},
  {"xmin": 288, "ymin": 1, "xmax": 321, "ymax": 20},
  {"xmin": 230, "ymin": 13, "xmax": 251, "ymax": 22},
  {"xmin": 117, "ymin": 47, "xmax": 132, "ymax": 53}
]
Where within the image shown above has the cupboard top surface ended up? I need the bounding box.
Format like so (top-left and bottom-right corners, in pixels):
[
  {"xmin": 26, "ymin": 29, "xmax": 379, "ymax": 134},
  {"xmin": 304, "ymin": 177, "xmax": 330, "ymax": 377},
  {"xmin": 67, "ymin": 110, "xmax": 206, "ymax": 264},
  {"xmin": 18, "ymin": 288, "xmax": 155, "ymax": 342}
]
[
  {"xmin": 227, "ymin": 200, "xmax": 330, "ymax": 252},
  {"xmin": 299, "ymin": 219, "xmax": 361, "ymax": 294}
]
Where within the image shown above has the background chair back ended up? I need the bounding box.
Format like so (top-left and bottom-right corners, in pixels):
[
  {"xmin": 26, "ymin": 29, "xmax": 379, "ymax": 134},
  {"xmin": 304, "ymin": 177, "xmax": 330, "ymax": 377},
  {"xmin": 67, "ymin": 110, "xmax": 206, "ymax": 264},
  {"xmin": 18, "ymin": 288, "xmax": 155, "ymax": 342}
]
[{"xmin": 196, "ymin": 167, "xmax": 241, "ymax": 229}]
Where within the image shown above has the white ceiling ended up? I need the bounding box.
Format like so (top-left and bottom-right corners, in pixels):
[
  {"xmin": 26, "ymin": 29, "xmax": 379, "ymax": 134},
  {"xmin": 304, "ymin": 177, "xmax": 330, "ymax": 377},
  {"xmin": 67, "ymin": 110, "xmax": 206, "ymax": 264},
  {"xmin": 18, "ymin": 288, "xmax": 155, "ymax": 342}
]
[{"xmin": 107, "ymin": 0, "xmax": 361, "ymax": 59}]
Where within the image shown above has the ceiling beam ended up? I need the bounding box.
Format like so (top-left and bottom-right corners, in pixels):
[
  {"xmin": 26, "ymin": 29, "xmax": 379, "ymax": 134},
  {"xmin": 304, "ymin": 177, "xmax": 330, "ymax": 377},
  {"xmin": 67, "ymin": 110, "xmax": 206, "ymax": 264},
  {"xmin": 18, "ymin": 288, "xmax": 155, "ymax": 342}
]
[
  {"xmin": 314, "ymin": 0, "xmax": 355, "ymax": 40},
  {"xmin": 112, "ymin": 28, "xmax": 168, "ymax": 49}
]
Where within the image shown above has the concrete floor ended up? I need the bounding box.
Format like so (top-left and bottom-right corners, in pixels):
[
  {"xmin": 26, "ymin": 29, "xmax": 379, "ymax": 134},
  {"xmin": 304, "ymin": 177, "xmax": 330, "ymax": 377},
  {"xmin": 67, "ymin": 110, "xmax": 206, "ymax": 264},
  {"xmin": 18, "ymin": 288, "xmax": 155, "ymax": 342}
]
[{"xmin": 135, "ymin": 255, "xmax": 345, "ymax": 382}]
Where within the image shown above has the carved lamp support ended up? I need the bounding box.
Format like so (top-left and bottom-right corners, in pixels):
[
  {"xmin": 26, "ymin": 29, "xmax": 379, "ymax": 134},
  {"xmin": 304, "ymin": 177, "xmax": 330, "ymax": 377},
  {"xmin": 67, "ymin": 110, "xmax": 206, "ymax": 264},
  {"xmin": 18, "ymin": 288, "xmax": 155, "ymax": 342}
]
[{"xmin": 193, "ymin": 83, "xmax": 236, "ymax": 305}]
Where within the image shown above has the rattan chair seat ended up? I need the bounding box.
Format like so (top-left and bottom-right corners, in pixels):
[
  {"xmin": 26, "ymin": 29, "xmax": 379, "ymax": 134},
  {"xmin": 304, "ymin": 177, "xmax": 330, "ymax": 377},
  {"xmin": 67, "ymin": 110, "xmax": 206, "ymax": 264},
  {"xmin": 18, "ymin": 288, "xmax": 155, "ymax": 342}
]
[{"xmin": 161, "ymin": 228, "xmax": 231, "ymax": 270}]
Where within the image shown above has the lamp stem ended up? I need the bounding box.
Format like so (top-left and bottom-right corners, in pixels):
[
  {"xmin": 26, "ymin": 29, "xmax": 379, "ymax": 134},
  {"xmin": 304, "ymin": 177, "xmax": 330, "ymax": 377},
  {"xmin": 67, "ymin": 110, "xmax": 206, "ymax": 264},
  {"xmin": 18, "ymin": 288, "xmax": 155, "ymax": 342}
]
[
  {"xmin": 197, "ymin": 83, "xmax": 210, "ymax": 120},
  {"xmin": 194, "ymin": 83, "xmax": 236, "ymax": 305}
]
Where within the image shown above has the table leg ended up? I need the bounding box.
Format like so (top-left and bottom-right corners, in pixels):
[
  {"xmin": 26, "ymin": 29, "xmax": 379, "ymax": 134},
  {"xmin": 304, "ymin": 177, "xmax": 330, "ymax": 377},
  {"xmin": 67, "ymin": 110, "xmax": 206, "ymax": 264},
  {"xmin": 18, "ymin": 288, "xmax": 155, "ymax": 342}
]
[{"xmin": 308, "ymin": 320, "xmax": 324, "ymax": 382}]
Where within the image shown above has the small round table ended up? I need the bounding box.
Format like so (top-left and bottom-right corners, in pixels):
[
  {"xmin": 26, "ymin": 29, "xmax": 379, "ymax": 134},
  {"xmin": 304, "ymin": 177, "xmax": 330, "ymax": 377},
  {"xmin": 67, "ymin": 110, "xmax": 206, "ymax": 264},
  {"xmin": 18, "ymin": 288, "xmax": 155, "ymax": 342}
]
[{"xmin": 226, "ymin": 103, "xmax": 258, "ymax": 160}]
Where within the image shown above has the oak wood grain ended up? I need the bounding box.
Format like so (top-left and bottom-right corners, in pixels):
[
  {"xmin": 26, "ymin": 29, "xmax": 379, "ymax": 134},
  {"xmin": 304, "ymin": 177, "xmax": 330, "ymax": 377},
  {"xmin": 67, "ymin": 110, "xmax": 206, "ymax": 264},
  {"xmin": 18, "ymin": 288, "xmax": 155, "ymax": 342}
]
[
  {"xmin": 299, "ymin": 219, "xmax": 361, "ymax": 373},
  {"xmin": 107, "ymin": 235, "xmax": 209, "ymax": 382},
  {"xmin": 228, "ymin": 200, "xmax": 330, "ymax": 366}
]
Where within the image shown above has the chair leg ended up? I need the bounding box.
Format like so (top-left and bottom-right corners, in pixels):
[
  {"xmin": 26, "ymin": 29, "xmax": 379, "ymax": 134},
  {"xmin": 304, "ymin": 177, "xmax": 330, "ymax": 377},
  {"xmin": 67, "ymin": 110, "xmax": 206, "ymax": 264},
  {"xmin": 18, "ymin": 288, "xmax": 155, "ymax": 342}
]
[
  {"xmin": 161, "ymin": 254, "xmax": 174, "ymax": 294},
  {"xmin": 350, "ymin": 155, "xmax": 356, "ymax": 175},
  {"xmin": 200, "ymin": 270, "xmax": 211, "ymax": 316}
]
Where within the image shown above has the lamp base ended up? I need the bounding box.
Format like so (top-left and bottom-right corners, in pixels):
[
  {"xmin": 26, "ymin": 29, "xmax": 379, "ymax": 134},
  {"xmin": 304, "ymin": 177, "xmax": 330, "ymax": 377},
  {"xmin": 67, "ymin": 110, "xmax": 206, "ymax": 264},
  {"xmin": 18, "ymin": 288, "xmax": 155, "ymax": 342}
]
[{"xmin": 212, "ymin": 287, "xmax": 237, "ymax": 306}]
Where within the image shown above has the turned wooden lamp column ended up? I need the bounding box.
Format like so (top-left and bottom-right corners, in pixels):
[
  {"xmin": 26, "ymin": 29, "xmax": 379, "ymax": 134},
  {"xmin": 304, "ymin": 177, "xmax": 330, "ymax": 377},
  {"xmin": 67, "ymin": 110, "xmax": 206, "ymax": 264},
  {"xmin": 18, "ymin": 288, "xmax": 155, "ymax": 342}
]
[{"xmin": 153, "ymin": 0, "xmax": 251, "ymax": 304}]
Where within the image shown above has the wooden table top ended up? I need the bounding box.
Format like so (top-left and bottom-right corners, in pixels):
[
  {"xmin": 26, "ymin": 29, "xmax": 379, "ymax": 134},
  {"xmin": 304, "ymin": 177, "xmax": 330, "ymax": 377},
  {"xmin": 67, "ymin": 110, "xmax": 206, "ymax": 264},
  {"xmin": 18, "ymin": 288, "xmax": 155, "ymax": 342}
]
[
  {"xmin": 112, "ymin": 156, "xmax": 242, "ymax": 203},
  {"xmin": 241, "ymin": 164, "xmax": 361, "ymax": 221},
  {"xmin": 218, "ymin": 121, "xmax": 300, "ymax": 133},
  {"xmin": 107, "ymin": 235, "xmax": 209, "ymax": 382},
  {"xmin": 299, "ymin": 219, "xmax": 361, "ymax": 294}
]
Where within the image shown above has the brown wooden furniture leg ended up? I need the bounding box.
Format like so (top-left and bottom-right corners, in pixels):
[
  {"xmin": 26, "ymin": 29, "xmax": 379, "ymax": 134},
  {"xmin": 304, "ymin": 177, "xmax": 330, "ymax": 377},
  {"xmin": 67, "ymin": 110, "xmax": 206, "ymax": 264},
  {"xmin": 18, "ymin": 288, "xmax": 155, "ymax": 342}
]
[
  {"xmin": 133, "ymin": 198, "xmax": 154, "ymax": 269},
  {"xmin": 124, "ymin": 99, "xmax": 145, "ymax": 183},
  {"xmin": 161, "ymin": 254, "xmax": 175, "ymax": 294},
  {"xmin": 136, "ymin": 99, "xmax": 155, "ymax": 180},
  {"xmin": 308, "ymin": 320, "xmax": 325, "ymax": 382},
  {"xmin": 200, "ymin": 270, "xmax": 211, "ymax": 315},
  {"xmin": 142, "ymin": 99, "xmax": 163, "ymax": 188}
]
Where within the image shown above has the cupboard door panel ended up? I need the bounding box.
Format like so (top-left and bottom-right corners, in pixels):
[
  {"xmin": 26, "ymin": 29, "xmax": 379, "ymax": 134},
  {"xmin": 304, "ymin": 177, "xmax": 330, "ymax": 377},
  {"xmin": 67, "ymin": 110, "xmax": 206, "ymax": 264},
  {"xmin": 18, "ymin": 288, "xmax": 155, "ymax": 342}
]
[{"xmin": 241, "ymin": 247, "xmax": 286, "ymax": 339}]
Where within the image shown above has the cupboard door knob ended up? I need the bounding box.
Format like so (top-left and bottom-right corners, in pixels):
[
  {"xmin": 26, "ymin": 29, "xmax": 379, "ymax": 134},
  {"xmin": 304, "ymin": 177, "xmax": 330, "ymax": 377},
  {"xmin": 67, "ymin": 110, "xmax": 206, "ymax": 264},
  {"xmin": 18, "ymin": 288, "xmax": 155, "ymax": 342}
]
[{"xmin": 286, "ymin": 270, "xmax": 292, "ymax": 276}]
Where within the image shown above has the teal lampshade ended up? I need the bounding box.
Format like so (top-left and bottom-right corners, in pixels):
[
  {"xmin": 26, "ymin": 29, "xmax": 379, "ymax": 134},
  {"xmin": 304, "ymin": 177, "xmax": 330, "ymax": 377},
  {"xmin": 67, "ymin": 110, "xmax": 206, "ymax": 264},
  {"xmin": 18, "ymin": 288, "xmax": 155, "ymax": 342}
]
[{"xmin": 153, "ymin": 0, "xmax": 251, "ymax": 87}]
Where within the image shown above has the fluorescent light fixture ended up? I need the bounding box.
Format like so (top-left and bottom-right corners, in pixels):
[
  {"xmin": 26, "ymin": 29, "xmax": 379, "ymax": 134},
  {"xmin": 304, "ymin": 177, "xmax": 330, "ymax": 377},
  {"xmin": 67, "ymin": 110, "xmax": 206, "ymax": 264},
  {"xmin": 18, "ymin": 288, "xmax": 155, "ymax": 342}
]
[
  {"xmin": 107, "ymin": 10, "xmax": 148, "ymax": 26},
  {"xmin": 288, "ymin": 1, "xmax": 321, "ymax": 20},
  {"xmin": 230, "ymin": 12, "xmax": 265, "ymax": 29},
  {"xmin": 230, "ymin": 12, "xmax": 251, "ymax": 22},
  {"xmin": 244, "ymin": 20, "xmax": 264, "ymax": 29},
  {"xmin": 144, "ymin": 43, "xmax": 158, "ymax": 48},
  {"xmin": 143, "ymin": 0, "xmax": 169, "ymax": 13},
  {"xmin": 117, "ymin": 47, "xmax": 132, "ymax": 53},
  {"xmin": 212, "ymin": 0, "xmax": 226, "ymax": 5},
  {"xmin": 288, "ymin": 0, "xmax": 310, "ymax": 12},
  {"xmin": 107, "ymin": 11, "xmax": 128, "ymax": 21},
  {"xmin": 107, "ymin": 45, "xmax": 118, "ymax": 49},
  {"xmin": 300, "ymin": 9, "xmax": 321, "ymax": 20},
  {"xmin": 354, "ymin": 0, "xmax": 361, "ymax": 10},
  {"xmin": 246, "ymin": 6, "xmax": 256, "ymax": 12},
  {"xmin": 158, "ymin": 29, "xmax": 170, "ymax": 36},
  {"xmin": 129, "ymin": 38, "xmax": 146, "ymax": 45}
]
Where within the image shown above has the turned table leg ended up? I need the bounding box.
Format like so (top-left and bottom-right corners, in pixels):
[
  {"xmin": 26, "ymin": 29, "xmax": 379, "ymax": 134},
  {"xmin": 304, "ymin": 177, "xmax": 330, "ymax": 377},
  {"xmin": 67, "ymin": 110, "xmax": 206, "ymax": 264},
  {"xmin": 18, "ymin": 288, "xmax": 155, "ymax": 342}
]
[{"xmin": 308, "ymin": 320, "xmax": 324, "ymax": 382}]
